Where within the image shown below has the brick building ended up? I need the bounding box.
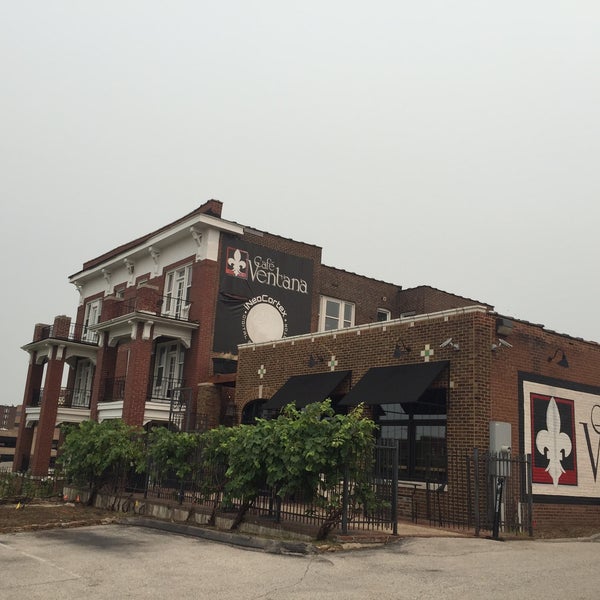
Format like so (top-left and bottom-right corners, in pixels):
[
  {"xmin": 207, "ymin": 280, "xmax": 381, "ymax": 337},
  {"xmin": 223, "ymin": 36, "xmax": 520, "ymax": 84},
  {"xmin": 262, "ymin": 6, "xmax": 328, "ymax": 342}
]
[
  {"xmin": 235, "ymin": 304, "xmax": 600, "ymax": 529},
  {"xmin": 1, "ymin": 406, "xmax": 18, "ymax": 471},
  {"xmin": 15, "ymin": 200, "xmax": 481, "ymax": 475}
]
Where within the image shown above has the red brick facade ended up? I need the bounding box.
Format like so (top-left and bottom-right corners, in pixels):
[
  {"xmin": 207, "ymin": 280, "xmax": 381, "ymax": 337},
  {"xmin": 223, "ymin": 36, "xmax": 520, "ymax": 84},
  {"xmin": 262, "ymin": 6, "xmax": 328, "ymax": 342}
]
[
  {"xmin": 15, "ymin": 200, "xmax": 600, "ymax": 532},
  {"xmin": 235, "ymin": 307, "xmax": 600, "ymax": 530}
]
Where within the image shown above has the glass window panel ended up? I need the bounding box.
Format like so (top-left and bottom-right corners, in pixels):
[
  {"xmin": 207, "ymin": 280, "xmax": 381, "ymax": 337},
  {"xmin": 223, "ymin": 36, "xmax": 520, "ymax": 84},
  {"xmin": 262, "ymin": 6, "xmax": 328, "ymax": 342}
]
[
  {"xmin": 325, "ymin": 299, "xmax": 339, "ymax": 318},
  {"xmin": 324, "ymin": 316, "xmax": 338, "ymax": 330},
  {"xmin": 343, "ymin": 303, "xmax": 353, "ymax": 327},
  {"xmin": 415, "ymin": 425, "xmax": 446, "ymax": 478}
]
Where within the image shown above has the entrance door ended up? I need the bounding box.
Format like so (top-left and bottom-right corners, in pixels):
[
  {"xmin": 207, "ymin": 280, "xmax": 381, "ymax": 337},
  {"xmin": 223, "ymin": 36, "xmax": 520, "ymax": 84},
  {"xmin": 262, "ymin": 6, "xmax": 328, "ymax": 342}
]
[
  {"xmin": 83, "ymin": 299, "xmax": 101, "ymax": 342},
  {"xmin": 153, "ymin": 342, "xmax": 185, "ymax": 401},
  {"xmin": 72, "ymin": 359, "xmax": 93, "ymax": 407}
]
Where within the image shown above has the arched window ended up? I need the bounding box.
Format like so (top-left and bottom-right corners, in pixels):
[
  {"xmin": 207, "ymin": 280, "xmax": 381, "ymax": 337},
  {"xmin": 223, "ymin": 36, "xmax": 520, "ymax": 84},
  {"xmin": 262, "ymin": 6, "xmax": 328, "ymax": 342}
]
[{"xmin": 241, "ymin": 399, "xmax": 267, "ymax": 425}]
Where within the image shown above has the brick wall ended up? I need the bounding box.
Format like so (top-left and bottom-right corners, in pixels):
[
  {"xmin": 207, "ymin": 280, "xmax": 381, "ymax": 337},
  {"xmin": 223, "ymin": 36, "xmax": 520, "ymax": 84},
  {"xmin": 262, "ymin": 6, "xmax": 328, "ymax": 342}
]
[
  {"xmin": 490, "ymin": 318, "xmax": 600, "ymax": 530},
  {"xmin": 236, "ymin": 308, "xmax": 492, "ymax": 454},
  {"xmin": 237, "ymin": 308, "xmax": 600, "ymax": 530},
  {"xmin": 319, "ymin": 265, "xmax": 402, "ymax": 324},
  {"xmin": 397, "ymin": 286, "xmax": 490, "ymax": 317}
]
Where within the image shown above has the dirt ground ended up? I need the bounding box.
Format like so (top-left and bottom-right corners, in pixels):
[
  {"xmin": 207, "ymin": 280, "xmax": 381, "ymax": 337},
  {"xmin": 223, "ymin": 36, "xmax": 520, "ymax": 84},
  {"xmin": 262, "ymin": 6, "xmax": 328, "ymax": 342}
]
[
  {"xmin": 1, "ymin": 500, "xmax": 598, "ymax": 539},
  {"xmin": 0, "ymin": 500, "xmax": 116, "ymax": 533}
]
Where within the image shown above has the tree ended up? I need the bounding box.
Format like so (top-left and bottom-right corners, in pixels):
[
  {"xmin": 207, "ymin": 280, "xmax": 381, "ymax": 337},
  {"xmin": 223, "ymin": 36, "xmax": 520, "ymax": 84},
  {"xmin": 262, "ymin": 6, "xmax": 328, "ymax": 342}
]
[
  {"xmin": 147, "ymin": 427, "xmax": 201, "ymax": 481},
  {"xmin": 57, "ymin": 420, "xmax": 145, "ymax": 506},
  {"xmin": 265, "ymin": 401, "xmax": 377, "ymax": 539},
  {"xmin": 197, "ymin": 400, "xmax": 377, "ymax": 537},
  {"xmin": 146, "ymin": 427, "xmax": 202, "ymax": 503}
]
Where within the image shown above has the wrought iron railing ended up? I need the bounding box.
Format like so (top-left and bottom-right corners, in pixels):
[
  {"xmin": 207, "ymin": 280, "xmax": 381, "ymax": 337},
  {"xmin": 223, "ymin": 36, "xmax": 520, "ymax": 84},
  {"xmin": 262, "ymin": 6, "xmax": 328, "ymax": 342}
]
[
  {"xmin": 168, "ymin": 387, "xmax": 194, "ymax": 432},
  {"xmin": 38, "ymin": 323, "xmax": 98, "ymax": 345},
  {"xmin": 30, "ymin": 388, "xmax": 91, "ymax": 409},
  {"xmin": 101, "ymin": 377, "xmax": 126, "ymax": 402},
  {"xmin": 98, "ymin": 376, "xmax": 188, "ymax": 404},
  {"xmin": 148, "ymin": 377, "xmax": 186, "ymax": 403},
  {"xmin": 160, "ymin": 295, "xmax": 192, "ymax": 321}
]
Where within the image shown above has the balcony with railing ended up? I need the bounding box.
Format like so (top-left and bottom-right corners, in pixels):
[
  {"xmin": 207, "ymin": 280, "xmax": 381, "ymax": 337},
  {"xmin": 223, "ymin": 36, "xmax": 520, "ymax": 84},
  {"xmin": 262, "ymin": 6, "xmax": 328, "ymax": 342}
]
[
  {"xmin": 30, "ymin": 387, "xmax": 92, "ymax": 409},
  {"xmin": 100, "ymin": 377, "xmax": 127, "ymax": 403},
  {"xmin": 37, "ymin": 323, "xmax": 99, "ymax": 345},
  {"xmin": 100, "ymin": 290, "xmax": 194, "ymax": 324},
  {"xmin": 99, "ymin": 376, "xmax": 187, "ymax": 404},
  {"xmin": 148, "ymin": 376, "xmax": 186, "ymax": 404}
]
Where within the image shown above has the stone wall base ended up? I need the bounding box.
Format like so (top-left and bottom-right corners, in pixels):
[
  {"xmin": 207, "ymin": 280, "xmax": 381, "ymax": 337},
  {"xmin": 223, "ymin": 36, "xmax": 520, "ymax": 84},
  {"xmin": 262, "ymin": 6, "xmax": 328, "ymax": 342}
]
[{"xmin": 62, "ymin": 486, "xmax": 314, "ymax": 541}]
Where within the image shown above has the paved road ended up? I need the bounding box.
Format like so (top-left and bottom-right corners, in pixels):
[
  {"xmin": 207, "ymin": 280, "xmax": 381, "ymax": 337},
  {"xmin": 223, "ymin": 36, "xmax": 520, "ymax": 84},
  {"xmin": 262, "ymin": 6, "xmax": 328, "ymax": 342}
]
[{"xmin": 0, "ymin": 524, "xmax": 598, "ymax": 599}]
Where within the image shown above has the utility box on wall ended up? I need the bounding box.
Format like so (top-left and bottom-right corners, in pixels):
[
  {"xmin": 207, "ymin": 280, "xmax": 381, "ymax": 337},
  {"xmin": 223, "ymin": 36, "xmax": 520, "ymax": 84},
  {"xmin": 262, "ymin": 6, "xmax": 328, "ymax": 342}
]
[
  {"xmin": 490, "ymin": 421, "xmax": 511, "ymax": 477},
  {"xmin": 490, "ymin": 421, "xmax": 511, "ymax": 454}
]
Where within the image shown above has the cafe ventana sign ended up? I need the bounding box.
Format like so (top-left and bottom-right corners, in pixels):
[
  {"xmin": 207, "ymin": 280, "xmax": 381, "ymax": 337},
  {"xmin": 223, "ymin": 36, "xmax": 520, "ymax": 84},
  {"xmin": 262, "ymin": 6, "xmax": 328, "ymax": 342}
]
[{"xmin": 213, "ymin": 235, "xmax": 314, "ymax": 354}]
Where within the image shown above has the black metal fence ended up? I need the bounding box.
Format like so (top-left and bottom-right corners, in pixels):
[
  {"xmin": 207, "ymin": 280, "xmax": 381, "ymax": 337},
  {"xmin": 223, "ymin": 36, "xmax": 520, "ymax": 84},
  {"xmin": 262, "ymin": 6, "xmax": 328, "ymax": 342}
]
[
  {"xmin": 415, "ymin": 449, "xmax": 533, "ymax": 536},
  {"xmin": 119, "ymin": 439, "xmax": 400, "ymax": 535},
  {"xmin": 70, "ymin": 443, "xmax": 533, "ymax": 538},
  {"xmin": 0, "ymin": 472, "xmax": 65, "ymax": 502},
  {"xmin": 469, "ymin": 450, "xmax": 533, "ymax": 537}
]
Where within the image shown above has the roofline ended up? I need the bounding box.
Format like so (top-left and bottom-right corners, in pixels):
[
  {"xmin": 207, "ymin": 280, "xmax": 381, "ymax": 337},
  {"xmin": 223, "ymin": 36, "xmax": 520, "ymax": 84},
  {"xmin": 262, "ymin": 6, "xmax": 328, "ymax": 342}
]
[
  {"xmin": 400, "ymin": 284, "xmax": 493, "ymax": 309},
  {"xmin": 69, "ymin": 211, "xmax": 243, "ymax": 283},
  {"xmin": 492, "ymin": 311, "xmax": 600, "ymax": 347},
  {"xmin": 321, "ymin": 264, "xmax": 402, "ymax": 289},
  {"xmin": 240, "ymin": 304, "xmax": 490, "ymax": 350}
]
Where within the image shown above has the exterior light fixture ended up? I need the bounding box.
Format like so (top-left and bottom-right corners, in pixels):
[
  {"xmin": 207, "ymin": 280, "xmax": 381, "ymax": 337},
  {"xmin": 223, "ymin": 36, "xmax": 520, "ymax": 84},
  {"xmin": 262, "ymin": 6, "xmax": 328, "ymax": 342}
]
[
  {"xmin": 308, "ymin": 354, "xmax": 324, "ymax": 368},
  {"xmin": 548, "ymin": 349, "xmax": 569, "ymax": 368},
  {"xmin": 393, "ymin": 339, "xmax": 411, "ymax": 358}
]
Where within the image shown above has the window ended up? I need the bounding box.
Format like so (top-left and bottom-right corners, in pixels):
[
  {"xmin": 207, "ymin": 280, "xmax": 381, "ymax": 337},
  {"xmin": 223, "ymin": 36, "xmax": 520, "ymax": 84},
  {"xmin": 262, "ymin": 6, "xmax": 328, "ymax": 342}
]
[
  {"xmin": 83, "ymin": 299, "xmax": 101, "ymax": 342},
  {"xmin": 377, "ymin": 309, "xmax": 391, "ymax": 322},
  {"xmin": 72, "ymin": 359, "xmax": 94, "ymax": 408},
  {"xmin": 319, "ymin": 296, "xmax": 355, "ymax": 331},
  {"xmin": 163, "ymin": 265, "xmax": 192, "ymax": 319},
  {"xmin": 376, "ymin": 396, "xmax": 447, "ymax": 482},
  {"xmin": 152, "ymin": 342, "xmax": 185, "ymax": 401}
]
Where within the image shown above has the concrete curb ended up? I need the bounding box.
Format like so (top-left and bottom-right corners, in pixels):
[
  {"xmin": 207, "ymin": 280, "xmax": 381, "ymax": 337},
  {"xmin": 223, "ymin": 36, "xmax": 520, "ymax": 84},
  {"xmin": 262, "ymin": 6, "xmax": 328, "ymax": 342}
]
[{"xmin": 120, "ymin": 517, "xmax": 319, "ymax": 555}]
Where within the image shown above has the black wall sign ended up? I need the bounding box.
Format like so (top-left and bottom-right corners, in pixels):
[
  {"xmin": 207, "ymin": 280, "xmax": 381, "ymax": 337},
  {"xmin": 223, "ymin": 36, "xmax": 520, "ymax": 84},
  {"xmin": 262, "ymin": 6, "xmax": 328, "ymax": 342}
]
[{"xmin": 213, "ymin": 235, "xmax": 314, "ymax": 353}]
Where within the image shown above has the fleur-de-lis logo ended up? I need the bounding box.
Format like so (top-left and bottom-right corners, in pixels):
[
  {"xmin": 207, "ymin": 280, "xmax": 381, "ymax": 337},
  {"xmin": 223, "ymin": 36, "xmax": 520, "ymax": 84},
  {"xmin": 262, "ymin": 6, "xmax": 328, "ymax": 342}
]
[
  {"xmin": 535, "ymin": 397, "xmax": 573, "ymax": 487},
  {"xmin": 226, "ymin": 248, "xmax": 247, "ymax": 278}
]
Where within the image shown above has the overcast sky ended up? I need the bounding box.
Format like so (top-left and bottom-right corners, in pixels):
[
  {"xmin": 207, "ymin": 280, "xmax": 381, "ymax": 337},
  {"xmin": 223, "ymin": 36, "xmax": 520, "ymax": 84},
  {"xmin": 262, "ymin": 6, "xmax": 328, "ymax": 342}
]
[{"xmin": 1, "ymin": 2, "xmax": 599, "ymax": 406}]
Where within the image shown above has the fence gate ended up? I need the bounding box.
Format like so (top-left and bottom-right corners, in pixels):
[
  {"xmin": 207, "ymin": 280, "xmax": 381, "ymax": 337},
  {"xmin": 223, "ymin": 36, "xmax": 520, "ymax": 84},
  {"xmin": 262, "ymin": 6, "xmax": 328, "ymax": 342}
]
[
  {"xmin": 341, "ymin": 439, "xmax": 399, "ymax": 535},
  {"xmin": 420, "ymin": 450, "xmax": 533, "ymax": 536},
  {"xmin": 462, "ymin": 450, "xmax": 533, "ymax": 536}
]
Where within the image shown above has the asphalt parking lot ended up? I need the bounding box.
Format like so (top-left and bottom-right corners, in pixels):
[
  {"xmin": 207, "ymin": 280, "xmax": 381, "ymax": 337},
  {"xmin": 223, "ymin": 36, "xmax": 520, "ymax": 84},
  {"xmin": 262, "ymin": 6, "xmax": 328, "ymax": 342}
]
[{"xmin": 1, "ymin": 523, "xmax": 598, "ymax": 600}]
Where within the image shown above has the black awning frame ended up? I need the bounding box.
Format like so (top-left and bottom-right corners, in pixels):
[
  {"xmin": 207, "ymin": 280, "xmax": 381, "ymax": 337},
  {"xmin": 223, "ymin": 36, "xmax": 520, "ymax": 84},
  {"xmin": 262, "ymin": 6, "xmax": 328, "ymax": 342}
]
[
  {"xmin": 263, "ymin": 370, "xmax": 351, "ymax": 410},
  {"xmin": 338, "ymin": 361, "xmax": 449, "ymax": 407}
]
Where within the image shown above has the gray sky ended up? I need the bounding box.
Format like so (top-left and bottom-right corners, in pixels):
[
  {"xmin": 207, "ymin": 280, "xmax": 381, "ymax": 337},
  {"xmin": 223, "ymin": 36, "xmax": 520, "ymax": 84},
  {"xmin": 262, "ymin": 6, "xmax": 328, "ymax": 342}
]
[{"xmin": 2, "ymin": 2, "xmax": 599, "ymax": 406}]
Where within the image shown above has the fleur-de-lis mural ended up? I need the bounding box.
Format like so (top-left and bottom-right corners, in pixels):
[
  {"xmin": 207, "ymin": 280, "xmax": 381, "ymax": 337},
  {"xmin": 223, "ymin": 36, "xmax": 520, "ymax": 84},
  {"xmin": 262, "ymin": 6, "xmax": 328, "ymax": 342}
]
[
  {"xmin": 535, "ymin": 397, "xmax": 573, "ymax": 487},
  {"xmin": 227, "ymin": 249, "xmax": 247, "ymax": 277}
]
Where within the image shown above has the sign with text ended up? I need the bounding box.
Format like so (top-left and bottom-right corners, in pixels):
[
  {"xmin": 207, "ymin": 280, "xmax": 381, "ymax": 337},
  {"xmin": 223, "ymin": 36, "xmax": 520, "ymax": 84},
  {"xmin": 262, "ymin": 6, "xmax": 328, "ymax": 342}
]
[{"xmin": 213, "ymin": 235, "xmax": 314, "ymax": 353}]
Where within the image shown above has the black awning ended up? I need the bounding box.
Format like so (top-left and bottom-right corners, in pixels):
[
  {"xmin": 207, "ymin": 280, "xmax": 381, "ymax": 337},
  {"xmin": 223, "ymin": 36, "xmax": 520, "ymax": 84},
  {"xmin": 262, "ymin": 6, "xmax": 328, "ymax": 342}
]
[
  {"xmin": 263, "ymin": 370, "xmax": 351, "ymax": 410},
  {"xmin": 338, "ymin": 361, "xmax": 449, "ymax": 406}
]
